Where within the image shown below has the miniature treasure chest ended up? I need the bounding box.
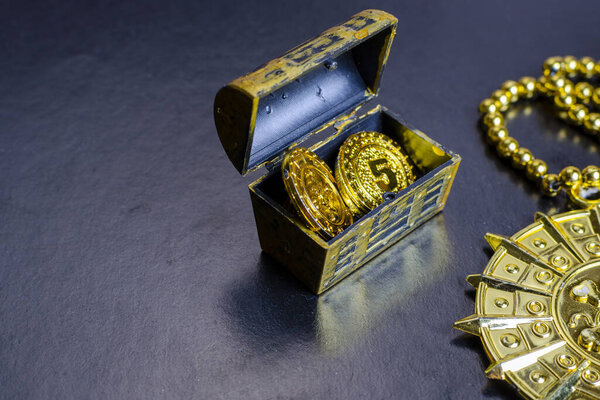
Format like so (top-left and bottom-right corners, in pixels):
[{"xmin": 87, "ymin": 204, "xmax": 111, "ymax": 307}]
[{"xmin": 214, "ymin": 9, "xmax": 461, "ymax": 294}]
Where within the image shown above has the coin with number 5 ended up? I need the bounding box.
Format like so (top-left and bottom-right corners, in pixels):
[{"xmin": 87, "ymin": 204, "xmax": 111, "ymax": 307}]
[{"xmin": 335, "ymin": 131, "xmax": 415, "ymax": 214}]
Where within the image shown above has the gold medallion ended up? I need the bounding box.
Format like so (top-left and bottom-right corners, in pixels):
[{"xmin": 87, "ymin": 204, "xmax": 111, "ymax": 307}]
[
  {"xmin": 455, "ymin": 206, "xmax": 600, "ymax": 399},
  {"xmin": 335, "ymin": 131, "xmax": 415, "ymax": 214},
  {"xmin": 282, "ymin": 148, "xmax": 353, "ymax": 239}
]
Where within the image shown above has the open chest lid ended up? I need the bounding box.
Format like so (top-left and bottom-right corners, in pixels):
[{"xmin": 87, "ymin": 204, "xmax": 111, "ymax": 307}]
[{"xmin": 214, "ymin": 9, "xmax": 398, "ymax": 176}]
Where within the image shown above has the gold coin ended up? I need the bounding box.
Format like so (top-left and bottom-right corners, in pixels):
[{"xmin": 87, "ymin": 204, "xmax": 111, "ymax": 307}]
[
  {"xmin": 333, "ymin": 165, "xmax": 364, "ymax": 216},
  {"xmin": 335, "ymin": 131, "xmax": 415, "ymax": 213},
  {"xmin": 282, "ymin": 147, "xmax": 353, "ymax": 239}
]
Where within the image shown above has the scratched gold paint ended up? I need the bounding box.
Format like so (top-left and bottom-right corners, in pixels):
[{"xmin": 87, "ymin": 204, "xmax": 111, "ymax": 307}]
[{"xmin": 229, "ymin": 10, "xmax": 396, "ymax": 98}]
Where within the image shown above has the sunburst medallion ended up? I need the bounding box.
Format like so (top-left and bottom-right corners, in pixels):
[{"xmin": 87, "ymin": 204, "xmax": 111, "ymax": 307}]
[{"xmin": 456, "ymin": 206, "xmax": 600, "ymax": 399}]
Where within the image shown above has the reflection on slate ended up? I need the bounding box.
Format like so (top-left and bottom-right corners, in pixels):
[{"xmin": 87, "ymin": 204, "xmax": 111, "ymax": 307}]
[
  {"xmin": 316, "ymin": 215, "xmax": 451, "ymax": 353},
  {"xmin": 221, "ymin": 254, "xmax": 319, "ymax": 352},
  {"xmin": 222, "ymin": 214, "xmax": 451, "ymax": 354},
  {"xmin": 452, "ymin": 331, "xmax": 518, "ymax": 398},
  {"xmin": 501, "ymin": 102, "xmax": 600, "ymax": 156}
]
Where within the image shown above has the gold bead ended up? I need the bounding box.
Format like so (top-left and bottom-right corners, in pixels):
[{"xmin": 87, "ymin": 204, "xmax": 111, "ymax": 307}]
[
  {"xmin": 545, "ymin": 75, "xmax": 563, "ymax": 92},
  {"xmin": 511, "ymin": 147, "xmax": 533, "ymax": 169},
  {"xmin": 559, "ymin": 166, "xmax": 582, "ymax": 187},
  {"xmin": 491, "ymin": 89, "xmax": 511, "ymax": 112},
  {"xmin": 546, "ymin": 75, "xmax": 572, "ymax": 93},
  {"xmin": 542, "ymin": 56, "xmax": 563, "ymax": 77},
  {"xmin": 583, "ymin": 166, "xmax": 600, "ymax": 186},
  {"xmin": 592, "ymin": 88, "xmax": 600, "ymax": 107},
  {"xmin": 487, "ymin": 126, "xmax": 508, "ymax": 144},
  {"xmin": 497, "ymin": 137, "xmax": 519, "ymax": 158},
  {"xmin": 563, "ymin": 55, "xmax": 579, "ymax": 77},
  {"xmin": 518, "ymin": 76, "xmax": 536, "ymax": 99},
  {"xmin": 483, "ymin": 112, "xmax": 504, "ymax": 128},
  {"xmin": 562, "ymin": 80, "xmax": 574, "ymax": 95},
  {"xmin": 596, "ymin": 60, "xmax": 600, "ymax": 77},
  {"xmin": 554, "ymin": 93, "xmax": 576, "ymax": 110},
  {"xmin": 536, "ymin": 76, "xmax": 550, "ymax": 96},
  {"xmin": 575, "ymin": 82, "xmax": 594, "ymax": 102},
  {"xmin": 526, "ymin": 159, "xmax": 548, "ymax": 181},
  {"xmin": 567, "ymin": 104, "xmax": 589, "ymax": 126},
  {"xmin": 541, "ymin": 173, "xmax": 561, "ymax": 197},
  {"xmin": 579, "ymin": 57, "xmax": 596, "ymax": 78},
  {"xmin": 479, "ymin": 98, "xmax": 498, "ymax": 114},
  {"xmin": 584, "ymin": 113, "xmax": 600, "ymax": 133},
  {"xmin": 501, "ymin": 80, "xmax": 520, "ymax": 102}
]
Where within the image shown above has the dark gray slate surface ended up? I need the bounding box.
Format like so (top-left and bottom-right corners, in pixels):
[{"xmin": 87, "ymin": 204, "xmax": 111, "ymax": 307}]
[{"xmin": 2, "ymin": 0, "xmax": 600, "ymax": 398}]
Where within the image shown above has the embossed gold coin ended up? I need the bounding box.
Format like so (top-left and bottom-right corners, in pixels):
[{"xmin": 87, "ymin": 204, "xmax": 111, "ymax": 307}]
[
  {"xmin": 282, "ymin": 148, "xmax": 353, "ymax": 239},
  {"xmin": 335, "ymin": 131, "xmax": 415, "ymax": 214},
  {"xmin": 455, "ymin": 206, "xmax": 600, "ymax": 399}
]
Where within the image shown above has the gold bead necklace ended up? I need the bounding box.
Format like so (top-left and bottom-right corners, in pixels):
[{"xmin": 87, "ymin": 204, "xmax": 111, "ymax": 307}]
[{"xmin": 479, "ymin": 55, "xmax": 600, "ymax": 208}]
